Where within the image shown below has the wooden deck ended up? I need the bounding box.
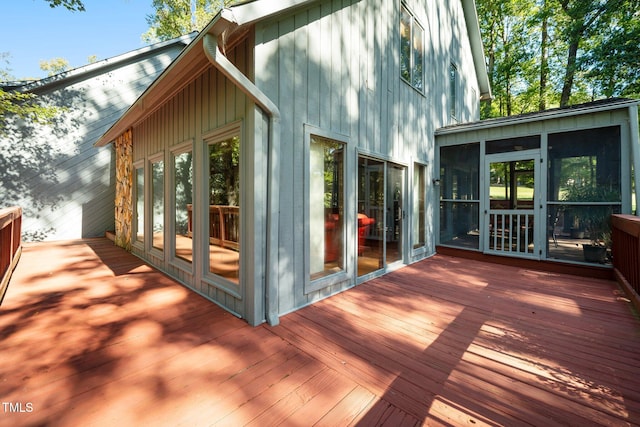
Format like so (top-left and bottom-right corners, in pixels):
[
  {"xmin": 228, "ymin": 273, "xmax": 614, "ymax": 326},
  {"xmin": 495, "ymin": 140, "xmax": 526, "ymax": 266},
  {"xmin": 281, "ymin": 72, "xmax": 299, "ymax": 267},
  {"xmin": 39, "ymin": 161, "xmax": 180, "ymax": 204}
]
[{"xmin": 1, "ymin": 238, "xmax": 639, "ymax": 426}]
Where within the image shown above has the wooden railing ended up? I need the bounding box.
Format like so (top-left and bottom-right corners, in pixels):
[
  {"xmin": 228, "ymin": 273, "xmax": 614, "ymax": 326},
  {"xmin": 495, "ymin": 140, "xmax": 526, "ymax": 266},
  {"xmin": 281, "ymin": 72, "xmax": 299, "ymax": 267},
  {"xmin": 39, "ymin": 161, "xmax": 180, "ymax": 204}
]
[
  {"xmin": 0, "ymin": 206, "xmax": 22, "ymax": 304},
  {"xmin": 611, "ymin": 214, "xmax": 640, "ymax": 312},
  {"xmin": 186, "ymin": 205, "xmax": 240, "ymax": 251}
]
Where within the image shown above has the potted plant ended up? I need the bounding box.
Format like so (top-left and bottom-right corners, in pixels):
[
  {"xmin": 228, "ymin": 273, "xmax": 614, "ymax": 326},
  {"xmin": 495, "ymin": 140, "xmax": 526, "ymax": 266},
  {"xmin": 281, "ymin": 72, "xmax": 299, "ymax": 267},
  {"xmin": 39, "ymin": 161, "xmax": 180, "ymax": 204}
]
[{"xmin": 562, "ymin": 185, "xmax": 618, "ymax": 263}]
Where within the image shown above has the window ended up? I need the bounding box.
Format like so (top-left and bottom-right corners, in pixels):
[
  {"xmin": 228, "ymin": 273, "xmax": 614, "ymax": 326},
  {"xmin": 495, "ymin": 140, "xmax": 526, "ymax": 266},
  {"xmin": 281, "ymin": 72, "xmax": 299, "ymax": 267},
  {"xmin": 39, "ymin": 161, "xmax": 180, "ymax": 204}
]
[
  {"xmin": 151, "ymin": 157, "xmax": 164, "ymax": 251},
  {"xmin": 400, "ymin": 5, "xmax": 424, "ymax": 91},
  {"xmin": 207, "ymin": 134, "xmax": 240, "ymax": 283},
  {"xmin": 173, "ymin": 148, "xmax": 193, "ymax": 263},
  {"xmin": 309, "ymin": 135, "xmax": 345, "ymax": 280},
  {"xmin": 413, "ymin": 163, "xmax": 426, "ymax": 249},
  {"xmin": 449, "ymin": 63, "xmax": 458, "ymax": 119},
  {"xmin": 134, "ymin": 163, "xmax": 144, "ymax": 245}
]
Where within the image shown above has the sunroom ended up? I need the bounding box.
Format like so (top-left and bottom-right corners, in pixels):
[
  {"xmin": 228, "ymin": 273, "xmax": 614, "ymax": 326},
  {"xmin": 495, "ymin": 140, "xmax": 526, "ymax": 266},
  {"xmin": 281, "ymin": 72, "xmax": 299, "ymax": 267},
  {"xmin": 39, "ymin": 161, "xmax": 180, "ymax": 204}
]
[{"xmin": 435, "ymin": 98, "xmax": 640, "ymax": 266}]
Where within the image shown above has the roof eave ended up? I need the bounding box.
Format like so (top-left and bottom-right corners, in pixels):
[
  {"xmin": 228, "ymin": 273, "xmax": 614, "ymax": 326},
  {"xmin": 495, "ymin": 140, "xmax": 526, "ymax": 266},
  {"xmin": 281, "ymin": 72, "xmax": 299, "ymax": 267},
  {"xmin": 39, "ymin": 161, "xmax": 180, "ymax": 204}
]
[
  {"xmin": 94, "ymin": 14, "xmax": 234, "ymax": 147},
  {"xmin": 435, "ymin": 98, "xmax": 640, "ymax": 136},
  {"xmin": 461, "ymin": 0, "xmax": 492, "ymax": 102}
]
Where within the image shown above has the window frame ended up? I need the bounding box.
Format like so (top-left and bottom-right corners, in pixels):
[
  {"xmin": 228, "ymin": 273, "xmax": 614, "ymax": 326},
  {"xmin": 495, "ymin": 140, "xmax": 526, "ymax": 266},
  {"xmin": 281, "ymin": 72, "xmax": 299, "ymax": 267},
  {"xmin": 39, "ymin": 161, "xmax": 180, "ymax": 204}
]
[
  {"xmin": 149, "ymin": 152, "xmax": 166, "ymax": 256},
  {"xmin": 202, "ymin": 125, "xmax": 243, "ymax": 297},
  {"xmin": 400, "ymin": 3, "xmax": 425, "ymax": 93},
  {"xmin": 169, "ymin": 140, "xmax": 195, "ymax": 272},
  {"xmin": 132, "ymin": 159, "xmax": 145, "ymax": 250},
  {"xmin": 449, "ymin": 62, "xmax": 458, "ymax": 120},
  {"xmin": 412, "ymin": 161, "xmax": 428, "ymax": 251},
  {"xmin": 304, "ymin": 125, "xmax": 351, "ymax": 294}
]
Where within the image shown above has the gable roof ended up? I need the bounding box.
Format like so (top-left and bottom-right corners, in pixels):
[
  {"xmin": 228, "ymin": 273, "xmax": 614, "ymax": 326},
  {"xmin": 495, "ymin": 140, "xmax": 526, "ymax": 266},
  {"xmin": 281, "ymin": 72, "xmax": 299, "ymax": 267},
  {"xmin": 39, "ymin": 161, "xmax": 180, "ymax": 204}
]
[
  {"xmin": 2, "ymin": 33, "xmax": 197, "ymax": 93},
  {"xmin": 95, "ymin": 0, "xmax": 491, "ymax": 147}
]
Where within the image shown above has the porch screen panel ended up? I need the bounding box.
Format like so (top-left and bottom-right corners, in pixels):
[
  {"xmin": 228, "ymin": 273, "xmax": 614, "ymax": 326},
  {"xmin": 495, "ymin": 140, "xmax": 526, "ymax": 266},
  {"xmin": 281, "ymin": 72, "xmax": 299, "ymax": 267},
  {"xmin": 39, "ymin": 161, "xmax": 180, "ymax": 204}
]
[
  {"xmin": 547, "ymin": 126, "xmax": 621, "ymax": 264},
  {"xmin": 439, "ymin": 143, "xmax": 480, "ymax": 249},
  {"xmin": 208, "ymin": 136, "xmax": 240, "ymax": 283},
  {"xmin": 174, "ymin": 151, "xmax": 193, "ymax": 263},
  {"xmin": 151, "ymin": 159, "xmax": 164, "ymax": 251},
  {"xmin": 309, "ymin": 136, "xmax": 344, "ymax": 280}
]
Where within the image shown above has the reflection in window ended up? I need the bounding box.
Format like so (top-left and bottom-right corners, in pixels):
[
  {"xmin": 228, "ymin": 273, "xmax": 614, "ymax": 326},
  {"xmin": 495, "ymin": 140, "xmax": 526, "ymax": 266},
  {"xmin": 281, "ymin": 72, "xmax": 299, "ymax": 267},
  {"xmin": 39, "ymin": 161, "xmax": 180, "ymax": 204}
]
[
  {"xmin": 174, "ymin": 150, "xmax": 193, "ymax": 263},
  {"xmin": 310, "ymin": 135, "xmax": 344, "ymax": 280},
  {"xmin": 400, "ymin": 5, "xmax": 424, "ymax": 91},
  {"xmin": 208, "ymin": 135, "xmax": 240, "ymax": 283},
  {"xmin": 413, "ymin": 163, "xmax": 426, "ymax": 249},
  {"xmin": 151, "ymin": 159, "xmax": 164, "ymax": 251},
  {"xmin": 439, "ymin": 143, "xmax": 480, "ymax": 249},
  {"xmin": 449, "ymin": 63, "xmax": 457, "ymax": 119},
  {"xmin": 134, "ymin": 166, "xmax": 144, "ymax": 244}
]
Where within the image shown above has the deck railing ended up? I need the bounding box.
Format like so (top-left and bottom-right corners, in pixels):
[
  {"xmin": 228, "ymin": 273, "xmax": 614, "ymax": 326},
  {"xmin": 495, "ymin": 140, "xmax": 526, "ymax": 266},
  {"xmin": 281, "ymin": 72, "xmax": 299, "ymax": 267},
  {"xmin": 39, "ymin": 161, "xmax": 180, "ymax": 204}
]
[
  {"xmin": 186, "ymin": 205, "xmax": 240, "ymax": 251},
  {"xmin": 611, "ymin": 214, "xmax": 640, "ymax": 311},
  {"xmin": 0, "ymin": 206, "xmax": 22, "ymax": 303}
]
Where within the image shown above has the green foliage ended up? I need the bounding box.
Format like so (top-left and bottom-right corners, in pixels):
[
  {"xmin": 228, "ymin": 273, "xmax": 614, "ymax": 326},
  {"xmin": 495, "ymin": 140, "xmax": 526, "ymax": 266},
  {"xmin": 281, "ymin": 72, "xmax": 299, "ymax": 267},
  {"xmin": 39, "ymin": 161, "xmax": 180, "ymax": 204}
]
[
  {"xmin": 39, "ymin": 58, "xmax": 71, "ymax": 76},
  {"xmin": 44, "ymin": 0, "xmax": 85, "ymax": 11},
  {"xmin": 143, "ymin": 0, "xmax": 239, "ymax": 43},
  {"xmin": 562, "ymin": 184, "xmax": 620, "ymax": 246},
  {"xmin": 0, "ymin": 89, "xmax": 59, "ymax": 134},
  {"xmin": 477, "ymin": 0, "xmax": 640, "ymax": 119}
]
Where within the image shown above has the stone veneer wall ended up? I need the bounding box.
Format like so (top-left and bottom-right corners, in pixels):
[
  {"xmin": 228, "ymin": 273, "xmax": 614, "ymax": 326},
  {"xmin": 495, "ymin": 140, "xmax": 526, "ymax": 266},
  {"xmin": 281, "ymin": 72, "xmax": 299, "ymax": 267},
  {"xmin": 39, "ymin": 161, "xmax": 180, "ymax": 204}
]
[{"xmin": 114, "ymin": 130, "xmax": 132, "ymax": 251}]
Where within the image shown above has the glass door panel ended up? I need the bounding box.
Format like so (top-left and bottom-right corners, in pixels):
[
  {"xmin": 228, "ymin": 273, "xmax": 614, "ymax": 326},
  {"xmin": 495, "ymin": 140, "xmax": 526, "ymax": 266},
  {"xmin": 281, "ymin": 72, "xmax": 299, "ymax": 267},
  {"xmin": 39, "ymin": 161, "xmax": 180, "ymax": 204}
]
[
  {"xmin": 357, "ymin": 157, "xmax": 406, "ymax": 277},
  {"xmin": 357, "ymin": 158, "xmax": 384, "ymax": 276},
  {"xmin": 386, "ymin": 165, "xmax": 404, "ymax": 264}
]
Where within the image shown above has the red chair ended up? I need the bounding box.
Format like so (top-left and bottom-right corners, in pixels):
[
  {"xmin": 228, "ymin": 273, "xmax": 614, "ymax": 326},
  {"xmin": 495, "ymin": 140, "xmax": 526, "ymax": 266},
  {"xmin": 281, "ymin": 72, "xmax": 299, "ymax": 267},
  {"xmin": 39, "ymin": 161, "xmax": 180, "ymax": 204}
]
[{"xmin": 357, "ymin": 213, "xmax": 375, "ymax": 255}]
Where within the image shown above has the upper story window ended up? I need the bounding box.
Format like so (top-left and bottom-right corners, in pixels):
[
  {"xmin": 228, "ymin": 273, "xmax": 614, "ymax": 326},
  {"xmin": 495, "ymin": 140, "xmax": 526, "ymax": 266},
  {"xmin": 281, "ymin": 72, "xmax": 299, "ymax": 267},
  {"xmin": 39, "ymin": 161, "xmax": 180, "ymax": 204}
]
[{"xmin": 400, "ymin": 4, "xmax": 424, "ymax": 91}]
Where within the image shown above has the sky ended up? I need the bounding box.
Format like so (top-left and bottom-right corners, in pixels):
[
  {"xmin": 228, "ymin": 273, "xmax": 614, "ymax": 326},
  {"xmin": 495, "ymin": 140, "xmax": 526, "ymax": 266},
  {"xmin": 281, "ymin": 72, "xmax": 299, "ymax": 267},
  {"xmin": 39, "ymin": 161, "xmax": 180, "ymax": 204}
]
[{"xmin": 1, "ymin": 0, "xmax": 155, "ymax": 81}]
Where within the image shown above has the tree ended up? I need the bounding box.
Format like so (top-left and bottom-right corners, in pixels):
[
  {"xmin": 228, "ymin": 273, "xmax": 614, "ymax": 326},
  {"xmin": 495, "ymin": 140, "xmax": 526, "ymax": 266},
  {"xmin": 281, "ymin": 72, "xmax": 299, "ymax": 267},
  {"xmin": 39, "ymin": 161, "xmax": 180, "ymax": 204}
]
[
  {"xmin": 477, "ymin": 0, "xmax": 640, "ymax": 118},
  {"xmin": 556, "ymin": 0, "xmax": 625, "ymax": 106},
  {"xmin": 44, "ymin": 0, "xmax": 85, "ymax": 11},
  {"xmin": 39, "ymin": 58, "xmax": 71, "ymax": 76},
  {"xmin": 143, "ymin": 0, "xmax": 238, "ymax": 43},
  {"xmin": 1, "ymin": 1, "xmax": 83, "ymax": 130}
]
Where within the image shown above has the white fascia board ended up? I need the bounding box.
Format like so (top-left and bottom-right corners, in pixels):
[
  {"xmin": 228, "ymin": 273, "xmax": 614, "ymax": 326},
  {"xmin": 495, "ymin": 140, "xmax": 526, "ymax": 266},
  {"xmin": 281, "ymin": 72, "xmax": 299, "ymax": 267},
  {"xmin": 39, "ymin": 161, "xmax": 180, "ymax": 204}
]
[
  {"xmin": 15, "ymin": 33, "xmax": 197, "ymax": 93},
  {"xmin": 228, "ymin": 0, "xmax": 319, "ymax": 26},
  {"xmin": 461, "ymin": 0, "xmax": 492, "ymax": 101},
  {"xmin": 435, "ymin": 99, "xmax": 640, "ymax": 136}
]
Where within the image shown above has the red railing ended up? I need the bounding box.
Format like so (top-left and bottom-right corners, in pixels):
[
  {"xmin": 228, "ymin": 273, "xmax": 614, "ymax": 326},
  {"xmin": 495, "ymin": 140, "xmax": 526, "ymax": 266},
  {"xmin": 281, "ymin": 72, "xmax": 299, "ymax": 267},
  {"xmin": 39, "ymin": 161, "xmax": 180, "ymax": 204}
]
[
  {"xmin": 186, "ymin": 205, "xmax": 240, "ymax": 251},
  {"xmin": 611, "ymin": 214, "xmax": 640, "ymax": 311},
  {"xmin": 0, "ymin": 206, "xmax": 22, "ymax": 304}
]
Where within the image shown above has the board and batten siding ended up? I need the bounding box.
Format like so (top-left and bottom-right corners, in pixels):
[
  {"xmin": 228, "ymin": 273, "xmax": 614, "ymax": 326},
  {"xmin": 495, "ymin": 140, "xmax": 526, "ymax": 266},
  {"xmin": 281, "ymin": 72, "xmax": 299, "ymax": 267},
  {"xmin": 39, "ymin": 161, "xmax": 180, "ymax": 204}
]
[
  {"xmin": 254, "ymin": 0, "xmax": 482, "ymax": 314},
  {"xmin": 1, "ymin": 44, "xmax": 185, "ymax": 242},
  {"xmin": 131, "ymin": 38, "xmax": 266, "ymax": 323}
]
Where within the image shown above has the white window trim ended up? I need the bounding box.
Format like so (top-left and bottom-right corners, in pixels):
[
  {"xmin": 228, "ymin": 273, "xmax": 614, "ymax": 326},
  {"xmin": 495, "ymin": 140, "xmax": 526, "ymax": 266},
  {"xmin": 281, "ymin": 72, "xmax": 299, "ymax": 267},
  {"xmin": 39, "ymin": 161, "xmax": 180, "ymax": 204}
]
[
  {"xmin": 400, "ymin": 2, "xmax": 425, "ymax": 93},
  {"xmin": 303, "ymin": 124, "xmax": 352, "ymax": 295},
  {"xmin": 201, "ymin": 122, "xmax": 243, "ymax": 299}
]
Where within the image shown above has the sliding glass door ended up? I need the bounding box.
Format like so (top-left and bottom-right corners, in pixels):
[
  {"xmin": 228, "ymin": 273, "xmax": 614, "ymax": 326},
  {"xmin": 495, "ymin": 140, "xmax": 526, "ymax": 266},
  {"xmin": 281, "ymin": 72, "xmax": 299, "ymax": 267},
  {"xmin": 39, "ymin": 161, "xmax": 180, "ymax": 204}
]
[{"xmin": 357, "ymin": 157, "xmax": 405, "ymax": 277}]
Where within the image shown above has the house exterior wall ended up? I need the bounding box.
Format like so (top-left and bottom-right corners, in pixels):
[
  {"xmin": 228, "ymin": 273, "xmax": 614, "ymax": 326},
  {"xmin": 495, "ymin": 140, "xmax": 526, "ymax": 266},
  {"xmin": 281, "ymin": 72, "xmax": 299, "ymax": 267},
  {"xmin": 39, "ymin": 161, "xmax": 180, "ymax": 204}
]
[
  {"xmin": 130, "ymin": 38, "xmax": 264, "ymax": 322},
  {"xmin": 254, "ymin": 0, "xmax": 482, "ymax": 315},
  {"xmin": 122, "ymin": 0, "xmax": 482, "ymax": 324},
  {"xmin": 0, "ymin": 43, "xmax": 187, "ymax": 242}
]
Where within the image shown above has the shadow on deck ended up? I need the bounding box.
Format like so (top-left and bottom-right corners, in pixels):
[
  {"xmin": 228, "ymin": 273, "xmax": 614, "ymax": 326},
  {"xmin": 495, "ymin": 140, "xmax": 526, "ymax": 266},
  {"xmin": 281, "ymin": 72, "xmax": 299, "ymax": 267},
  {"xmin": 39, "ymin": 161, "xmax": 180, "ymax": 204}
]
[{"xmin": 1, "ymin": 238, "xmax": 639, "ymax": 426}]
